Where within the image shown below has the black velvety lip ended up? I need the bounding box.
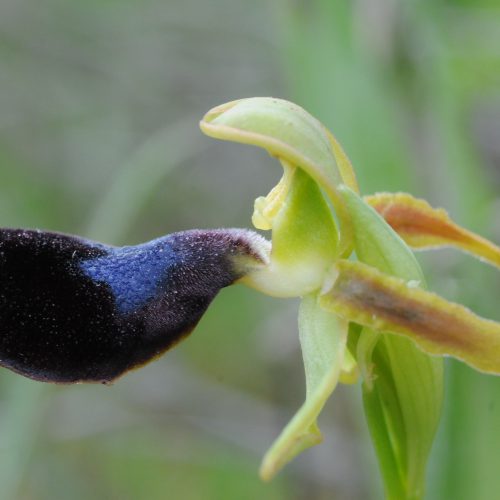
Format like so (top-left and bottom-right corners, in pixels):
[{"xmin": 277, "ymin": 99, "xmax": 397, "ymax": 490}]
[{"xmin": 0, "ymin": 227, "xmax": 268, "ymax": 384}]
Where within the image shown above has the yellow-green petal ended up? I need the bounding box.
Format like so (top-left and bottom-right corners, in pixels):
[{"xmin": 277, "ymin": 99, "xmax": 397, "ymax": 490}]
[{"xmin": 260, "ymin": 293, "xmax": 348, "ymax": 481}]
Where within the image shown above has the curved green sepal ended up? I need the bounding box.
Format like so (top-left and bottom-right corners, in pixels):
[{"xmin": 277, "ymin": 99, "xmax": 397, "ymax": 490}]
[{"xmin": 200, "ymin": 97, "xmax": 357, "ymax": 257}]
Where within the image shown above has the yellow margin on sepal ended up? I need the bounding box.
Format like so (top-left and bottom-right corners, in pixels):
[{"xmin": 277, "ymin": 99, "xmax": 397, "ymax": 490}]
[
  {"xmin": 321, "ymin": 259, "xmax": 500, "ymax": 375},
  {"xmin": 365, "ymin": 192, "xmax": 500, "ymax": 269}
]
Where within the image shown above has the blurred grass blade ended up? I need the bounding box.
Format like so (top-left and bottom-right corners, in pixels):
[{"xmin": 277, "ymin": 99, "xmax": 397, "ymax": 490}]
[
  {"xmin": 0, "ymin": 375, "xmax": 48, "ymax": 500},
  {"xmin": 365, "ymin": 192, "xmax": 500, "ymax": 269},
  {"xmin": 260, "ymin": 294, "xmax": 348, "ymax": 480},
  {"xmin": 86, "ymin": 117, "xmax": 206, "ymax": 244},
  {"xmin": 322, "ymin": 259, "xmax": 500, "ymax": 375}
]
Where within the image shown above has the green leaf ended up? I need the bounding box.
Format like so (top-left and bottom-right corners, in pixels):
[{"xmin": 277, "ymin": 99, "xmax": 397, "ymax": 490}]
[{"xmin": 334, "ymin": 186, "xmax": 444, "ymax": 500}]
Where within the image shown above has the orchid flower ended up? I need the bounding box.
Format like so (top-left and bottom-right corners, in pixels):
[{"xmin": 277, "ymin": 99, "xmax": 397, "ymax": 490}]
[{"xmin": 200, "ymin": 97, "xmax": 500, "ymax": 500}]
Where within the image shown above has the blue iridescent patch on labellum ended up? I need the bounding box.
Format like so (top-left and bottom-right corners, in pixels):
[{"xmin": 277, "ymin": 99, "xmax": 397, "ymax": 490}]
[
  {"xmin": 0, "ymin": 228, "xmax": 269, "ymax": 384},
  {"xmin": 81, "ymin": 236, "xmax": 182, "ymax": 314}
]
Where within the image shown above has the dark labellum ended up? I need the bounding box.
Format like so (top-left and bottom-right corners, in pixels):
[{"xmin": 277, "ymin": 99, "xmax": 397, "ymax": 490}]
[{"xmin": 0, "ymin": 228, "xmax": 268, "ymax": 384}]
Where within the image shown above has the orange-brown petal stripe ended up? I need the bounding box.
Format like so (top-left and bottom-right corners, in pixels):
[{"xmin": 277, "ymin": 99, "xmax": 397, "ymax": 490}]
[
  {"xmin": 365, "ymin": 192, "xmax": 500, "ymax": 269},
  {"xmin": 320, "ymin": 260, "xmax": 500, "ymax": 375}
]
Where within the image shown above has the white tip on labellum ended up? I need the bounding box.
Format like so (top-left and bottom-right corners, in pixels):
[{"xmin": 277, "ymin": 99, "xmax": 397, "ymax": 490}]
[{"xmin": 224, "ymin": 228, "xmax": 272, "ymax": 277}]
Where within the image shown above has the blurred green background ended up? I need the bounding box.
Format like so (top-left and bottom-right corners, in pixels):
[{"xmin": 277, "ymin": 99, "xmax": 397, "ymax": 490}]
[{"xmin": 0, "ymin": 0, "xmax": 499, "ymax": 499}]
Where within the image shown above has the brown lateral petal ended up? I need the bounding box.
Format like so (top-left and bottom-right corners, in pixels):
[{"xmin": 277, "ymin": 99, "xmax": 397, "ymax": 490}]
[
  {"xmin": 365, "ymin": 192, "xmax": 500, "ymax": 269},
  {"xmin": 320, "ymin": 260, "xmax": 500, "ymax": 375}
]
